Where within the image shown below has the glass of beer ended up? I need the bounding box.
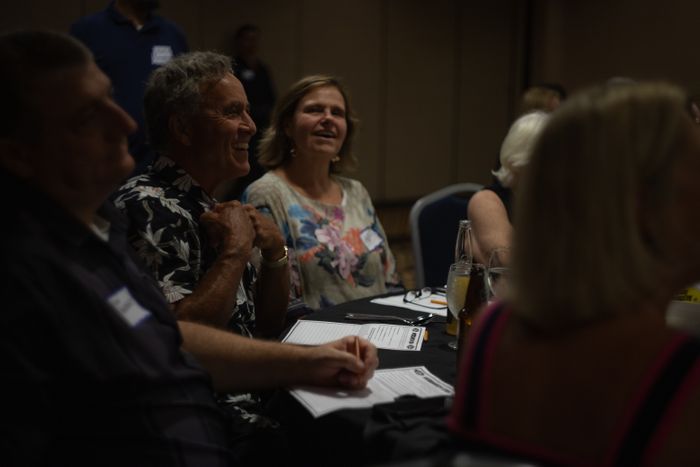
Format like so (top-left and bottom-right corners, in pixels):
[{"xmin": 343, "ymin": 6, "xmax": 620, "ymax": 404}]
[{"xmin": 446, "ymin": 262, "xmax": 471, "ymax": 350}]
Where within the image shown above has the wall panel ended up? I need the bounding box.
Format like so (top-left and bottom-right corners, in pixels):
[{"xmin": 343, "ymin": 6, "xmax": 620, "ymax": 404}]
[
  {"xmin": 531, "ymin": 0, "xmax": 700, "ymax": 94},
  {"xmin": 1, "ymin": 1, "xmax": 82, "ymax": 32},
  {"xmin": 384, "ymin": 0, "xmax": 457, "ymax": 200},
  {"xmin": 457, "ymin": 1, "xmax": 521, "ymax": 187},
  {"xmin": 298, "ymin": 0, "xmax": 384, "ymax": 197}
]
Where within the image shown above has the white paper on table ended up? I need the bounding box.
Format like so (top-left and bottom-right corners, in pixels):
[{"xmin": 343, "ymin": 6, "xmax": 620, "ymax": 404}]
[
  {"xmin": 290, "ymin": 366, "xmax": 454, "ymax": 418},
  {"xmin": 667, "ymin": 300, "xmax": 700, "ymax": 337},
  {"xmin": 370, "ymin": 293, "xmax": 448, "ymax": 317},
  {"xmin": 282, "ymin": 320, "xmax": 425, "ymax": 351}
]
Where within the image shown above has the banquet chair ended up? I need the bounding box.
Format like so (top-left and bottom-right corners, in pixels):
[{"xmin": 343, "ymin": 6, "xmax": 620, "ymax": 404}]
[{"xmin": 409, "ymin": 182, "xmax": 483, "ymax": 289}]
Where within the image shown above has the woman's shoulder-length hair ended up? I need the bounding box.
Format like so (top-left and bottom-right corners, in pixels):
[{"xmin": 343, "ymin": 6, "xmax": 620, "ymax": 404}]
[
  {"xmin": 257, "ymin": 74, "xmax": 359, "ymax": 174},
  {"xmin": 512, "ymin": 82, "xmax": 689, "ymax": 332}
]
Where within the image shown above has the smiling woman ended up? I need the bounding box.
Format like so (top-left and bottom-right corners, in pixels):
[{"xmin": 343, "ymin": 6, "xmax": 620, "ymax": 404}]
[{"xmin": 242, "ymin": 75, "xmax": 403, "ymax": 310}]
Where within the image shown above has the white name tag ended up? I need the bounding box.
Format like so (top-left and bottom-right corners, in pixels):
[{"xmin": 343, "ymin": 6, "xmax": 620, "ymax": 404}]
[
  {"xmin": 107, "ymin": 287, "xmax": 151, "ymax": 327},
  {"xmin": 361, "ymin": 227, "xmax": 383, "ymax": 252},
  {"xmin": 151, "ymin": 45, "xmax": 173, "ymax": 65},
  {"xmin": 240, "ymin": 69, "xmax": 256, "ymax": 81}
]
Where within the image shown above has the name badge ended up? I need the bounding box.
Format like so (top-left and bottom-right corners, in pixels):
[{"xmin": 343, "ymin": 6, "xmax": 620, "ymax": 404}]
[
  {"xmin": 360, "ymin": 227, "xmax": 383, "ymax": 252},
  {"xmin": 107, "ymin": 287, "xmax": 151, "ymax": 327},
  {"xmin": 240, "ymin": 69, "xmax": 256, "ymax": 81},
  {"xmin": 151, "ymin": 45, "xmax": 173, "ymax": 65}
]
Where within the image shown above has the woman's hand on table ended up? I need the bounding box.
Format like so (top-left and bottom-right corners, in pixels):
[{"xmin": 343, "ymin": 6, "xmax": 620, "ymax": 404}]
[{"xmin": 305, "ymin": 336, "xmax": 378, "ymax": 390}]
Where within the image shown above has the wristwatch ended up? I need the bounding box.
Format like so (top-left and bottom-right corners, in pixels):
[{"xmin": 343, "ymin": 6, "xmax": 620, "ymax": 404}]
[{"xmin": 262, "ymin": 245, "xmax": 289, "ymax": 269}]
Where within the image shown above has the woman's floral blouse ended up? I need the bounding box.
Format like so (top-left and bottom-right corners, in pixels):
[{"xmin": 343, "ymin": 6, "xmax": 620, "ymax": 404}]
[{"xmin": 243, "ymin": 172, "xmax": 400, "ymax": 310}]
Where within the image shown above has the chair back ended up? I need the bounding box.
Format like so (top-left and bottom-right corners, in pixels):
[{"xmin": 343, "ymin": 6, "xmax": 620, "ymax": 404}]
[{"xmin": 409, "ymin": 183, "xmax": 483, "ymax": 288}]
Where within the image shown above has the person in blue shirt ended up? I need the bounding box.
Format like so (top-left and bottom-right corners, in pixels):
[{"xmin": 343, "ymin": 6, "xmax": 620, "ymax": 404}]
[{"xmin": 70, "ymin": 0, "xmax": 189, "ymax": 173}]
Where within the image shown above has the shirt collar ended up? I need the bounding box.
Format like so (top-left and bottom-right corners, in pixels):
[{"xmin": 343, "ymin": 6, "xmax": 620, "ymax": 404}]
[
  {"xmin": 150, "ymin": 155, "xmax": 216, "ymax": 208},
  {"xmin": 106, "ymin": 0, "xmax": 161, "ymax": 31}
]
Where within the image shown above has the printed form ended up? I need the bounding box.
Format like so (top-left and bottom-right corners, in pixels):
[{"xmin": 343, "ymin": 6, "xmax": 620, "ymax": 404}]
[
  {"xmin": 290, "ymin": 366, "xmax": 454, "ymax": 418},
  {"xmin": 282, "ymin": 320, "xmax": 425, "ymax": 351}
]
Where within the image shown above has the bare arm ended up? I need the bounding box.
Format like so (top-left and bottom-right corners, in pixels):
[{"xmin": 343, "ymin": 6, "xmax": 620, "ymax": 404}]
[
  {"xmin": 174, "ymin": 201, "xmax": 255, "ymax": 327},
  {"xmin": 178, "ymin": 320, "xmax": 378, "ymax": 392},
  {"xmin": 243, "ymin": 205, "xmax": 288, "ymax": 338},
  {"xmin": 467, "ymin": 190, "xmax": 513, "ymax": 264}
]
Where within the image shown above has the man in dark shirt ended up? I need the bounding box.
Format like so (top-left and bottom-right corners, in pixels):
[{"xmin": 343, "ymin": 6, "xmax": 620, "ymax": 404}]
[
  {"xmin": 0, "ymin": 30, "xmax": 377, "ymax": 466},
  {"xmin": 71, "ymin": 0, "xmax": 189, "ymax": 172}
]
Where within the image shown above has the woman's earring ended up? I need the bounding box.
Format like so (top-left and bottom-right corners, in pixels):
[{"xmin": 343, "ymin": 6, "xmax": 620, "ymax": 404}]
[
  {"xmin": 331, "ymin": 156, "xmax": 340, "ymax": 163},
  {"xmin": 290, "ymin": 147, "xmax": 297, "ymax": 158}
]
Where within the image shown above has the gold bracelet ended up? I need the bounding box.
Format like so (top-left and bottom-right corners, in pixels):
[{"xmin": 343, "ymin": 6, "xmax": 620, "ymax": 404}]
[{"xmin": 262, "ymin": 245, "xmax": 289, "ymax": 269}]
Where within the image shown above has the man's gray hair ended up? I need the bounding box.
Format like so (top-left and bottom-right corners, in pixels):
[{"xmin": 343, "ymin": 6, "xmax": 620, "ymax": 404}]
[{"xmin": 144, "ymin": 51, "xmax": 233, "ymax": 152}]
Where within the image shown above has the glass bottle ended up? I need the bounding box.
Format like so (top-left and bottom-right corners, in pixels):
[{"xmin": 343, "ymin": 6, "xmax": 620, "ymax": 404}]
[
  {"xmin": 454, "ymin": 219, "xmax": 474, "ymax": 264},
  {"xmin": 446, "ymin": 220, "xmax": 473, "ymax": 336},
  {"xmin": 457, "ymin": 263, "xmax": 486, "ymax": 366}
]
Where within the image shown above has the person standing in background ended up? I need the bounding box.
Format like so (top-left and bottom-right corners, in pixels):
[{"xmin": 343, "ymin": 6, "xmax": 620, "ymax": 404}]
[
  {"xmin": 71, "ymin": 0, "xmax": 188, "ymax": 173},
  {"xmin": 226, "ymin": 24, "xmax": 277, "ymax": 200}
]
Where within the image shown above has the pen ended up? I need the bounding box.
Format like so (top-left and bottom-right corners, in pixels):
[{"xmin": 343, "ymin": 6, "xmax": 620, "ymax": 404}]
[
  {"xmin": 431, "ymin": 298, "xmax": 448, "ymax": 306},
  {"xmin": 354, "ymin": 336, "xmax": 360, "ymax": 359}
]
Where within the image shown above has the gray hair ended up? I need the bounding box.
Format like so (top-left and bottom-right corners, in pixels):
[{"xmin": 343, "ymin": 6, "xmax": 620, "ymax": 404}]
[
  {"xmin": 513, "ymin": 82, "xmax": 688, "ymax": 332},
  {"xmin": 144, "ymin": 51, "xmax": 233, "ymax": 153},
  {"xmin": 492, "ymin": 111, "xmax": 549, "ymax": 188}
]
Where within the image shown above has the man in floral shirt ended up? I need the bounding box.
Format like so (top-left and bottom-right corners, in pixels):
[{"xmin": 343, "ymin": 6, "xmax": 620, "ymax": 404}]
[
  {"xmin": 113, "ymin": 51, "xmax": 289, "ymax": 339},
  {"xmin": 0, "ymin": 31, "xmax": 377, "ymax": 465}
]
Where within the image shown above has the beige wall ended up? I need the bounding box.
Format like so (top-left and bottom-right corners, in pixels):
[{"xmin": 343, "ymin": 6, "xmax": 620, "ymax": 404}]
[
  {"xmin": 10, "ymin": 0, "xmax": 699, "ymax": 202},
  {"xmin": 530, "ymin": 0, "xmax": 700, "ymax": 94},
  {"xmin": 182, "ymin": 0, "xmax": 521, "ymax": 201},
  {"xmin": 1, "ymin": 0, "xmax": 522, "ymax": 203}
]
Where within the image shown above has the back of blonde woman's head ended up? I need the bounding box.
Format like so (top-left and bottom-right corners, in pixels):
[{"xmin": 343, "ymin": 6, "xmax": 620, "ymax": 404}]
[
  {"xmin": 493, "ymin": 111, "xmax": 549, "ymax": 188},
  {"xmin": 513, "ymin": 82, "xmax": 688, "ymax": 331}
]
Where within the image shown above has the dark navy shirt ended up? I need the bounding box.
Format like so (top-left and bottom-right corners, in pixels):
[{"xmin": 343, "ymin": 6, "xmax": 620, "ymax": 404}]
[
  {"xmin": 70, "ymin": 2, "xmax": 188, "ymax": 170},
  {"xmin": 0, "ymin": 172, "xmax": 235, "ymax": 466}
]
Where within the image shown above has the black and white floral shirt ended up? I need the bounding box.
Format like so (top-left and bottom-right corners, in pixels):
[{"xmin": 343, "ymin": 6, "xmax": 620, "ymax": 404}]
[{"xmin": 113, "ymin": 156, "xmax": 257, "ymax": 337}]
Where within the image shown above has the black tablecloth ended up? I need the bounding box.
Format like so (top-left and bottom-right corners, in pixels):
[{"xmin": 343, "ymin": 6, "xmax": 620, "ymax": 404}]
[
  {"xmin": 269, "ymin": 294, "xmax": 458, "ymax": 467},
  {"xmin": 304, "ymin": 295, "xmax": 458, "ymax": 384}
]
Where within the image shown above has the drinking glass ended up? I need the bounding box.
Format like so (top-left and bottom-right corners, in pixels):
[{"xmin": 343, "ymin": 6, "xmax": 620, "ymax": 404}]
[
  {"xmin": 446, "ymin": 262, "xmax": 471, "ymax": 350},
  {"xmin": 446, "ymin": 220, "xmax": 474, "ymax": 337},
  {"xmin": 486, "ymin": 247, "xmax": 511, "ymax": 303}
]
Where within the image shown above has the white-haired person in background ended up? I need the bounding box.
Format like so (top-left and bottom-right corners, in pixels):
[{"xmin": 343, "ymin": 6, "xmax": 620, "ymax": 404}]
[{"xmin": 467, "ymin": 111, "xmax": 549, "ymax": 264}]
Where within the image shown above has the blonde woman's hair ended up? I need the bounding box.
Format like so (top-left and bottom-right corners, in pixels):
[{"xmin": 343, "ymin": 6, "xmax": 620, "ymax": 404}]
[
  {"xmin": 492, "ymin": 111, "xmax": 549, "ymax": 188},
  {"xmin": 513, "ymin": 82, "xmax": 688, "ymax": 332},
  {"xmin": 257, "ymin": 75, "xmax": 358, "ymax": 174}
]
